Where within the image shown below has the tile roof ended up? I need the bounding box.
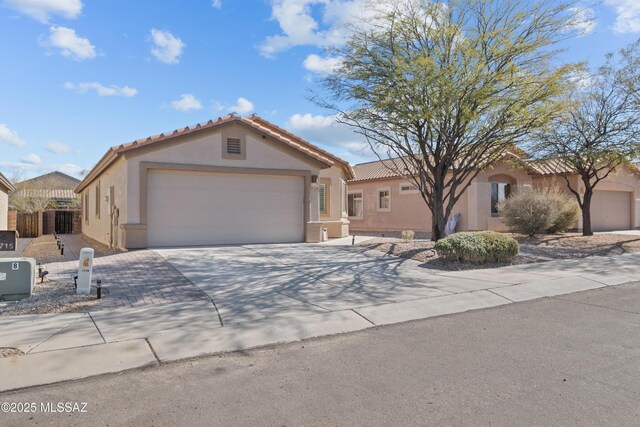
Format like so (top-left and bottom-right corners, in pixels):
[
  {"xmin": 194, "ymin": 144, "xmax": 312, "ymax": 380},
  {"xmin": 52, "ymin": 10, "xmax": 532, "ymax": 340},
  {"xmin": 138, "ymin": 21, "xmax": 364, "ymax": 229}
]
[
  {"xmin": 13, "ymin": 188, "xmax": 78, "ymax": 200},
  {"xmin": 350, "ymin": 158, "xmax": 411, "ymax": 182},
  {"xmin": 77, "ymin": 114, "xmax": 354, "ymax": 192},
  {"xmin": 527, "ymin": 158, "xmax": 575, "ymax": 176}
]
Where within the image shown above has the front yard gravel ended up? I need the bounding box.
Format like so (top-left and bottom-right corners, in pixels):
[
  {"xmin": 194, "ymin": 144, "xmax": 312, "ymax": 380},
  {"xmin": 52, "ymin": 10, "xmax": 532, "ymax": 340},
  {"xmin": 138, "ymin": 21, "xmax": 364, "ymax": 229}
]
[
  {"xmin": 357, "ymin": 232, "xmax": 640, "ymax": 270},
  {"xmin": 0, "ymin": 278, "xmax": 102, "ymax": 316}
]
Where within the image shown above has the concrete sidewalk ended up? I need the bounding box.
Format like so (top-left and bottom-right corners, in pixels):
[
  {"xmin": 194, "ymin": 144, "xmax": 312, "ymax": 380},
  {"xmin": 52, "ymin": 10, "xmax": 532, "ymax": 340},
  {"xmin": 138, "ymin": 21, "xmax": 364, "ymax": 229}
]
[{"xmin": 2, "ymin": 248, "xmax": 640, "ymax": 392}]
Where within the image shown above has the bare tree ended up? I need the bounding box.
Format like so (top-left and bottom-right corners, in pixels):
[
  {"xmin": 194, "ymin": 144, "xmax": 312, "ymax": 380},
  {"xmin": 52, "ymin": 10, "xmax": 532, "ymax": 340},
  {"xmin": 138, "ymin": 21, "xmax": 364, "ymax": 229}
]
[
  {"xmin": 528, "ymin": 40, "xmax": 640, "ymax": 236},
  {"xmin": 9, "ymin": 175, "xmax": 59, "ymax": 213}
]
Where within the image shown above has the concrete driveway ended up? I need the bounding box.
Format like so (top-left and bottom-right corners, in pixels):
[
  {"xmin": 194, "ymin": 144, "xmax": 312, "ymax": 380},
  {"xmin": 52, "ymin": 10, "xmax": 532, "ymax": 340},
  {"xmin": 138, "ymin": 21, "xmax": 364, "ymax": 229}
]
[
  {"xmin": 5, "ymin": 242, "xmax": 640, "ymax": 392},
  {"xmin": 155, "ymin": 244, "xmax": 458, "ymax": 325}
]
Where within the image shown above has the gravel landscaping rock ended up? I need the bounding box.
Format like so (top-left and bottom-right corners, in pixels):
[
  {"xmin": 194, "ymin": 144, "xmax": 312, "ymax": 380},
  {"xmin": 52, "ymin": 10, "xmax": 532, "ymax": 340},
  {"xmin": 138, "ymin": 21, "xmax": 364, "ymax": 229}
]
[
  {"xmin": 357, "ymin": 232, "xmax": 640, "ymax": 270},
  {"xmin": 0, "ymin": 278, "xmax": 102, "ymax": 317},
  {"xmin": 0, "ymin": 348, "xmax": 24, "ymax": 358}
]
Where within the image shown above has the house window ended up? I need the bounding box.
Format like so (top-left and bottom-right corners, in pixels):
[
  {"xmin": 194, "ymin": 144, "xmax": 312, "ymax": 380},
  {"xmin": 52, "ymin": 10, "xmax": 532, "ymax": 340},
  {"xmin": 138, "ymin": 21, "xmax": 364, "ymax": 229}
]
[
  {"xmin": 348, "ymin": 191, "xmax": 363, "ymax": 219},
  {"xmin": 319, "ymin": 184, "xmax": 327, "ymax": 214},
  {"xmin": 84, "ymin": 193, "xmax": 89, "ymax": 223},
  {"xmin": 491, "ymin": 182, "xmax": 511, "ymax": 216},
  {"xmin": 377, "ymin": 188, "xmax": 391, "ymax": 212},
  {"xmin": 95, "ymin": 183, "xmax": 100, "ymax": 219},
  {"xmin": 399, "ymin": 182, "xmax": 419, "ymax": 194},
  {"xmin": 226, "ymin": 138, "xmax": 241, "ymax": 155},
  {"xmin": 319, "ymin": 178, "xmax": 331, "ymax": 216}
]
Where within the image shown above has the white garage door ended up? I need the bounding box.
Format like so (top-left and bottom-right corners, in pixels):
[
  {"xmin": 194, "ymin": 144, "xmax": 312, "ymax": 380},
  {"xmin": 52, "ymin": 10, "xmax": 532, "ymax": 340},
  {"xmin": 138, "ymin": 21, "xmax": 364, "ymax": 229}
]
[
  {"xmin": 147, "ymin": 170, "xmax": 304, "ymax": 247},
  {"xmin": 591, "ymin": 190, "xmax": 631, "ymax": 231}
]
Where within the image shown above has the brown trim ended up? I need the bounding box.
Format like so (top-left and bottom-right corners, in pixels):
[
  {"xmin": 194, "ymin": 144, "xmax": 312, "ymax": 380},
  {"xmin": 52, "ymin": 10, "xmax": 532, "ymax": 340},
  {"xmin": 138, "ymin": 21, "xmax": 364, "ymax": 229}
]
[{"xmin": 136, "ymin": 162, "xmax": 311, "ymax": 244}]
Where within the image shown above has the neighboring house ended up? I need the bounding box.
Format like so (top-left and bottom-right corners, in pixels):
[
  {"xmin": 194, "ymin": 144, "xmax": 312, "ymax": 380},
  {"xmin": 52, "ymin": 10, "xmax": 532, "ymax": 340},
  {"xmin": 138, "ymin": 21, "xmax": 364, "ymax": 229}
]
[
  {"xmin": 75, "ymin": 114, "xmax": 354, "ymax": 249},
  {"xmin": 10, "ymin": 171, "xmax": 82, "ymax": 236},
  {"xmin": 347, "ymin": 158, "xmax": 640, "ymax": 234},
  {"xmin": 0, "ymin": 172, "xmax": 16, "ymax": 230}
]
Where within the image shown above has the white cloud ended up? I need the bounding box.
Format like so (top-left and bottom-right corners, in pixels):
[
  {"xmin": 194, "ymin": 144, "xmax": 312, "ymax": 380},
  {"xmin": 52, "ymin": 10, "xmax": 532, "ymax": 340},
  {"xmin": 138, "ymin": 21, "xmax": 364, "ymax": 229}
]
[
  {"xmin": 2, "ymin": 0, "xmax": 82, "ymax": 22},
  {"xmin": 64, "ymin": 82, "xmax": 137, "ymax": 97},
  {"xmin": 211, "ymin": 0, "xmax": 221, "ymax": 9},
  {"xmin": 285, "ymin": 113, "xmax": 372, "ymax": 160},
  {"xmin": 43, "ymin": 26, "xmax": 95, "ymax": 60},
  {"xmin": 303, "ymin": 54, "xmax": 343, "ymax": 75},
  {"xmin": 21, "ymin": 153, "xmax": 42, "ymax": 164},
  {"xmin": 45, "ymin": 141, "xmax": 72, "ymax": 154},
  {"xmin": 568, "ymin": 7, "xmax": 596, "ymax": 36},
  {"xmin": 170, "ymin": 94, "xmax": 203, "ymax": 111},
  {"xmin": 228, "ymin": 97, "xmax": 254, "ymax": 114},
  {"xmin": 0, "ymin": 124, "xmax": 27, "ymax": 148},
  {"xmin": 150, "ymin": 29, "xmax": 185, "ymax": 64},
  {"xmin": 605, "ymin": 0, "xmax": 640, "ymax": 33},
  {"xmin": 258, "ymin": 0, "xmax": 388, "ymax": 58}
]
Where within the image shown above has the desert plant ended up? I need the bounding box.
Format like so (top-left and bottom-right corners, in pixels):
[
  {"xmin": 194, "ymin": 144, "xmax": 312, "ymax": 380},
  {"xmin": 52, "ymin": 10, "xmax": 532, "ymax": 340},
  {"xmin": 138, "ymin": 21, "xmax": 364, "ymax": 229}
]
[
  {"xmin": 401, "ymin": 230, "xmax": 415, "ymax": 242},
  {"xmin": 435, "ymin": 231, "xmax": 519, "ymax": 264},
  {"xmin": 542, "ymin": 187, "xmax": 580, "ymax": 233},
  {"xmin": 497, "ymin": 190, "xmax": 554, "ymax": 236},
  {"xmin": 477, "ymin": 231, "xmax": 520, "ymax": 262},
  {"xmin": 498, "ymin": 186, "xmax": 579, "ymax": 236}
]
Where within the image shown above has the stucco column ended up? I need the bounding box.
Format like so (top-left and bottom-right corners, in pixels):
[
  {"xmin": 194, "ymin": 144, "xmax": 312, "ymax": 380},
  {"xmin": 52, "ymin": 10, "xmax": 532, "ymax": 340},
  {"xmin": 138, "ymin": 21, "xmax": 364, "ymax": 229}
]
[
  {"xmin": 306, "ymin": 182, "xmax": 323, "ymax": 242},
  {"xmin": 467, "ymin": 182, "xmax": 479, "ymax": 230},
  {"xmin": 309, "ymin": 184, "xmax": 320, "ymax": 222}
]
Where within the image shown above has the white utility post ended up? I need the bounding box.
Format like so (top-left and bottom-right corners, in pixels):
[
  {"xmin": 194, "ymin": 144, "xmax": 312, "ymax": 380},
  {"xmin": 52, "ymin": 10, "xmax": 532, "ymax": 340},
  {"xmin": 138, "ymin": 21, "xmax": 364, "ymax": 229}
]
[{"xmin": 76, "ymin": 248, "xmax": 94, "ymax": 295}]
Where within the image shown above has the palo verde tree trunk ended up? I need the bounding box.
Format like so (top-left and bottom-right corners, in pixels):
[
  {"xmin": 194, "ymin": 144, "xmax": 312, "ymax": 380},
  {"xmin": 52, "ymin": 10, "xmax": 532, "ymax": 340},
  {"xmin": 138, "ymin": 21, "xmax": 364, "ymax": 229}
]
[
  {"xmin": 581, "ymin": 188, "xmax": 594, "ymax": 236},
  {"xmin": 430, "ymin": 191, "xmax": 447, "ymax": 242}
]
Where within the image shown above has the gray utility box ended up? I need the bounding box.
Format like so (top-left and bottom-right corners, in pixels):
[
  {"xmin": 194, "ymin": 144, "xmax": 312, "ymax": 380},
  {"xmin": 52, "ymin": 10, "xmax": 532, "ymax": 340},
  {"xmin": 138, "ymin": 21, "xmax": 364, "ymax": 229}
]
[{"xmin": 0, "ymin": 258, "xmax": 36, "ymax": 301}]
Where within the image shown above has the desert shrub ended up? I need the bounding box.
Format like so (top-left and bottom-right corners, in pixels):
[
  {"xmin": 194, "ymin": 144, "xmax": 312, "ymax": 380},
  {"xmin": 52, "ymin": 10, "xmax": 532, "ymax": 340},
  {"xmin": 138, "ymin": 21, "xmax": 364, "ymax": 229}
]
[
  {"xmin": 401, "ymin": 230, "xmax": 415, "ymax": 242},
  {"xmin": 498, "ymin": 186, "xmax": 579, "ymax": 236},
  {"xmin": 435, "ymin": 231, "xmax": 519, "ymax": 264},
  {"xmin": 543, "ymin": 187, "xmax": 580, "ymax": 233},
  {"xmin": 477, "ymin": 231, "xmax": 519, "ymax": 262}
]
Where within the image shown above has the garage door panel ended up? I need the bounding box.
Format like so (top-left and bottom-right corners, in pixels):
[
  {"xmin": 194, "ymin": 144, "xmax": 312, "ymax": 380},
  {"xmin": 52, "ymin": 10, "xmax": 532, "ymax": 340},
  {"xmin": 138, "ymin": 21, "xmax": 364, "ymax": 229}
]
[
  {"xmin": 591, "ymin": 191, "xmax": 631, "ymax": 231},
  {"xmin": 147, "ymin": 170, "xmax": 304, "ymax": 246}
]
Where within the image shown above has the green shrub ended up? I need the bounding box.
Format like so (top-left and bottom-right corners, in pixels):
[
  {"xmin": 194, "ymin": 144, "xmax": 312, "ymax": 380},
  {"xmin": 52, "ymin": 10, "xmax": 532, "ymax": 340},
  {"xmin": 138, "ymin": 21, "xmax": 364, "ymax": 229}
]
[
  {"xmin": 477, "ymin": 231, "xmax": 519, "ymax": 262},
  {"xmin": 435, "ymin": 231, "xmax": 519, "ymax": 264},
  {"xmin": 401, "ymin": 230, "xmax": 415, "ymax": 242},
  {"xmin": 497, "ymin": 186, "xmax": 579, "ymax": 236}
]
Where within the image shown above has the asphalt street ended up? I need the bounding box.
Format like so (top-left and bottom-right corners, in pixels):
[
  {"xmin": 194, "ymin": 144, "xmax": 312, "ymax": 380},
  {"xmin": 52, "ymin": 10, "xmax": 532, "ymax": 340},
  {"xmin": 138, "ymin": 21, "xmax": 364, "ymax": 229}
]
[{"xmin": 2, "ymin": 282, "xmax": 639, "ymax": 426}]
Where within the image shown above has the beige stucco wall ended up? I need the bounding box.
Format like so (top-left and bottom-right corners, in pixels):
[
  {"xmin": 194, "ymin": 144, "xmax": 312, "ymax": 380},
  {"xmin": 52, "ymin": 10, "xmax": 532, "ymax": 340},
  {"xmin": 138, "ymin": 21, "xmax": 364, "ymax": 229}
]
[
  {"xmin": 348, "ymin": 178, "xmax": 434, "ymax": 232},
  {"xmin": 318, "ymin": 165, "xmax": 350, "ymax": 238},
  {"xmin": 79, "ymin": 157, "xmax": 128, "ymax": 248},
  {"xmin": 124, "ymin": 125, "xmax": 322, "ymax": 225},
  {"xmin": 81, "ymin": 124, "xmax": 340, "ymax": 248},
  {"xmin": 471, "ymin": 161, "xmax": 533, "ymax": 231},
  {"xmin": 0, "ymin": 191, "xmax": 8, "ymax": 230},
  {"xmin": 348, "ymin": 160, "xmax": 532, "ymax": 234}
]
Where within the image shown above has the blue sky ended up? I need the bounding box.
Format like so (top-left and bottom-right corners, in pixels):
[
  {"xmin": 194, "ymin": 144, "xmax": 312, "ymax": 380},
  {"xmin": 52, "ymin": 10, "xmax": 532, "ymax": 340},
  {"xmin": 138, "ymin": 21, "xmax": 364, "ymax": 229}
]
[{"xmin": 0, "ymin": 0, "xmax": 639, "ymax": 179}]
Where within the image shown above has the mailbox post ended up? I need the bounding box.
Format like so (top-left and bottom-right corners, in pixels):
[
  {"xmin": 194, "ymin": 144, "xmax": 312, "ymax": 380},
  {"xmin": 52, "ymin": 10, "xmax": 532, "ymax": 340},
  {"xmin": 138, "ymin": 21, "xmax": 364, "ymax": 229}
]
[{"xmin": 77, "ymin": 248, "xmax": 94, "ymax": 295}]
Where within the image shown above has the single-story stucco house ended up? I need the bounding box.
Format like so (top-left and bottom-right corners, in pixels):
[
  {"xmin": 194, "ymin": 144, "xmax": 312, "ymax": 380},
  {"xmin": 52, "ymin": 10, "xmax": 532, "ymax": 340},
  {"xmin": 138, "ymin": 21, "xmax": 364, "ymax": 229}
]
[
  {"xmin": 9, "ymin": 171, "xmax": 82, "ymax": 237},
  {"xmin": 0, "ymin": 172, "xmax": 16, "ymax": 230},
  {"xmin": 75, "ymin": 114, "xmax": 353, "ymax": 249},
  {"xmin": 347, "ymin": 157, "xmax": 640, "ymax": 234}
]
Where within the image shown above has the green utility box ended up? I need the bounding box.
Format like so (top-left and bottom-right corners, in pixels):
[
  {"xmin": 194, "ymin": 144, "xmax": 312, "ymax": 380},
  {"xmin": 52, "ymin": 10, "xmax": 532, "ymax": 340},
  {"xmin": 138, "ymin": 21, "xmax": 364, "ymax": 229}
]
[{"xmin": 0, "ymin": 258, "xmax": 36, "ymax": 301}]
